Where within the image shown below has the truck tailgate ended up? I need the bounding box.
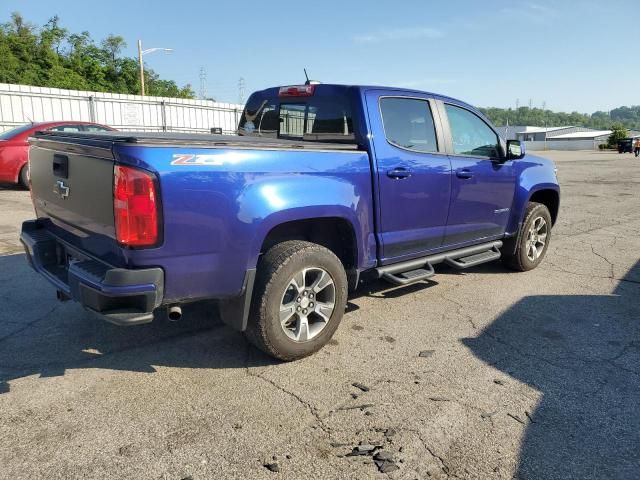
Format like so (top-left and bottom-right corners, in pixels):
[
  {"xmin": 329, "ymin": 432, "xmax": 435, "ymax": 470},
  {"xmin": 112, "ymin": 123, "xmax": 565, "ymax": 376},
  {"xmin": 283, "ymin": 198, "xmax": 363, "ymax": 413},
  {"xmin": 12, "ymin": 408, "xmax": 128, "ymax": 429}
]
[{"xmin": 29, "ymin": 140, "xmax": 116, "ymax": 241}]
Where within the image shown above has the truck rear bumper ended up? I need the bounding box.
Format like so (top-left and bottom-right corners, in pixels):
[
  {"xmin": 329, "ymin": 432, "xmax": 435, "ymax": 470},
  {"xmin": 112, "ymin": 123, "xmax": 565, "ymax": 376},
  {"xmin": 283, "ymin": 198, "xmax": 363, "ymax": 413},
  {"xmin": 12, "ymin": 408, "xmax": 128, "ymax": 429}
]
[{"xmin": 20, "ymin": 220, "xmax": 164, "ymax": 325}]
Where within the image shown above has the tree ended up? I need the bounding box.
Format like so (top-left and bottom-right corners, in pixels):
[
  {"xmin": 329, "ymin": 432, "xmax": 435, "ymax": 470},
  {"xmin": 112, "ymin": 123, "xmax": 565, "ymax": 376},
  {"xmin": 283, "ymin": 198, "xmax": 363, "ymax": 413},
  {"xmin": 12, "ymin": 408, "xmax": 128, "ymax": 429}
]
[
  {"xmin": 0, "ymin": 12, "xmax": 194, "ymax": 98},
  {"xmin": 41, "ymin": 16, "xmax": 67, "ymax": 55},
  {"xmin": 608, "ymin": 124, "xmax": 629, "ymax": 147},
  {"xmin": 101, "ymin": 34, "xmax": 126, "ymax": 64},
  {"xmin": 479, "ymin": 106, "xmax": 640, "ymax": 132}
]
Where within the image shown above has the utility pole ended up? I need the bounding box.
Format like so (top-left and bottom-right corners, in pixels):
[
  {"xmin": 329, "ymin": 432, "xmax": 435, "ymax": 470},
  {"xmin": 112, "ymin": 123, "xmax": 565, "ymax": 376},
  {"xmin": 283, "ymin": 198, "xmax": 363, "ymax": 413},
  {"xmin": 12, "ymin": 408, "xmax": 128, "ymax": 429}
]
[
  {"xmin": 137, "ymin": 40, "xmax": 174, "ymax": 96},
  {"xmin": 138, "ymin": 40, "xmax": 145, "ymax": 96},
  {"xmin": 238, "ymin": 77, "xmax": 245, "ymax": 105},
  {"xmin": 542, "ymin": 100, "xmax": 547, "ymax": 151}
]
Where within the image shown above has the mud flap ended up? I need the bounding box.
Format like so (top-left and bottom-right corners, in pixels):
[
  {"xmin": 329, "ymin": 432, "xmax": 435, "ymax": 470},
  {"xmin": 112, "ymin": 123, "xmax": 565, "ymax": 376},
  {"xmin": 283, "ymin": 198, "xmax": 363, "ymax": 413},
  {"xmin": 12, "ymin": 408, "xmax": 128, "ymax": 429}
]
[{"xmin": 217, "ymin": 269, "xmax": 256, "ymax": 332}]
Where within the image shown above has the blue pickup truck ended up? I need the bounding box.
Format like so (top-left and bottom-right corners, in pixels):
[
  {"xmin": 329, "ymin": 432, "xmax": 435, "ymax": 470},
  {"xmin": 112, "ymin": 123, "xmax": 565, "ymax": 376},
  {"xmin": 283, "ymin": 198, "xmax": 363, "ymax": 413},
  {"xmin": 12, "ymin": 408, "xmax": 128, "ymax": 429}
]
[{"xmin": 21, "ymin": 83, "xmax": 559, "ymax": 360}]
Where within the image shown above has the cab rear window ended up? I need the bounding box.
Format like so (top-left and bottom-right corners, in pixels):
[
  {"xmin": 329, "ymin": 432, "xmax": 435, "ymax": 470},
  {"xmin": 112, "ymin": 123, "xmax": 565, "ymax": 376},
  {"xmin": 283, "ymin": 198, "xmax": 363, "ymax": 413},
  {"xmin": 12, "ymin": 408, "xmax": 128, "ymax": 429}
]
[{"xmin": 238, "ymin": 92, "xmax": 355, "ymax": 143}]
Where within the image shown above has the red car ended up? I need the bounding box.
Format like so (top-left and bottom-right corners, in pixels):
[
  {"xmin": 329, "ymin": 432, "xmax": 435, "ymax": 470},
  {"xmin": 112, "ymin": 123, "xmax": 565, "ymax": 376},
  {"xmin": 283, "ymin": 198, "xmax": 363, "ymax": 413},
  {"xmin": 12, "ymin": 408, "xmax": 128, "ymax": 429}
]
[{"xmin": 0, "ymin": 121, "xmax": 115, "ymax": 187}]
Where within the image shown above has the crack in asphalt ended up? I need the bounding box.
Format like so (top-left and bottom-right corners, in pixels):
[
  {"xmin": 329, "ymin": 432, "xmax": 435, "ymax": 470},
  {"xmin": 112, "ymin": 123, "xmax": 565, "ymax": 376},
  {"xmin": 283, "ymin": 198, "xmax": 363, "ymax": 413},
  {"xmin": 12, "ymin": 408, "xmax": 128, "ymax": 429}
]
[
  {"xmin": 605, "ymin": 341, "xmax": 640, "ymax": 376},
  {"xmin": 542, "ymin": 260, "xmax": 640, "ymax": 286},
  {"xmin": 243, "ymin": 346, "xmax": 331, "ymax": 437},
  {"xmin": 0, "ymin": 320, "xmax": 225, "ymax": 376},
  {"xmin": 554, "ymin": 215, "xmax": 639, "ymax": 240},
  {"xmin": 0, "ymin": 303, "xmax": 60, "ymax": 344},
  {"xmin": 408, "ymin": 428, "xmax": 461, "ymax": 479},
  {"xmin": 588, "ymin": 243, "xmax": 615, "ymax": 279},
  {"xmin": 485, "ymin": 329, "xmax": 640, "ymax": 382},
  {"xmin": 483, "ymin": 330, "xmax": 581, "ymax": 374},
  {"xmin": 439, "ymin": 293, "xmax": 478, "ymax": 330}
]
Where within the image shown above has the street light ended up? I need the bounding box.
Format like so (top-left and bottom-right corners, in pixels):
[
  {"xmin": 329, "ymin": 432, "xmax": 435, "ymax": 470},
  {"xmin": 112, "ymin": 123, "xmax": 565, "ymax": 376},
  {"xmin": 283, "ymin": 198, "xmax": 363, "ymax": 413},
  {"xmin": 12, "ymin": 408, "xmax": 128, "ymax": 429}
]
[{"xmin": 137, "ymin": 40, "xmax": 173, "ymax": 96}]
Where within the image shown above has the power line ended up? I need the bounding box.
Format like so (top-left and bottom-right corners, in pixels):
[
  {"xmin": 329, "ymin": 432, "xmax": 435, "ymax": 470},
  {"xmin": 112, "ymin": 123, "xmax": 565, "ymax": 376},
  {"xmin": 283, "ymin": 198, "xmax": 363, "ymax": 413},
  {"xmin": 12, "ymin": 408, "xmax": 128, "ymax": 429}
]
[
  {"xmin": 238, "ymin": 77, "xmax": 245, "ymax": 105},
  {"xmin": 199, "ymin": 67, "xmax": 207, "ymax": 100}
]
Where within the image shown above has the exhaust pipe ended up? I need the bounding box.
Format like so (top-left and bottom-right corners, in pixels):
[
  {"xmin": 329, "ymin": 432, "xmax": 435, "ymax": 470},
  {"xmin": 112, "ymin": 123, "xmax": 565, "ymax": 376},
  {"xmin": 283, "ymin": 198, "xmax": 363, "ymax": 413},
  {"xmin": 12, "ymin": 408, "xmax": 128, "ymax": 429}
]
[
  {"xmin": 167, "ymin": 305, "xmax": 182, "ymax": 322},
  {"xmin": 56, "ymin": 289, "xmax": 70, "ymax": 302}
]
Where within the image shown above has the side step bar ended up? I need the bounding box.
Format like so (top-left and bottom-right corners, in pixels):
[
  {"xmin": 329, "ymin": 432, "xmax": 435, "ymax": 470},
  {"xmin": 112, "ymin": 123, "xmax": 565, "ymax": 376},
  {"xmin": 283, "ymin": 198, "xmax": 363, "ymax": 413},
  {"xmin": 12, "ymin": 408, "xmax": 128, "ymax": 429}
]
[{"xmin": 377, "ymin": 241, "xmax": 503, "ymax": 286}]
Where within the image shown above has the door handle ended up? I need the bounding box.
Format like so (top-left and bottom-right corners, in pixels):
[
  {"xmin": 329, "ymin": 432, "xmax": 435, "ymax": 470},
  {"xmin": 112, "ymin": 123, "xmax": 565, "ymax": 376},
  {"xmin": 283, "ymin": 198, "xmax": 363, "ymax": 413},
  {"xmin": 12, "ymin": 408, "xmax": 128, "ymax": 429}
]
[
  {"xmin": 387, "ymin": 167, "xmax": 412, "ymax": 179},
  {"xmin": 456, "ymin": 169, "xmax": 473, "ymax": 179},
  {"xmin": 53, "ymin": 154, "xmax": 69, "ymax": 179}
]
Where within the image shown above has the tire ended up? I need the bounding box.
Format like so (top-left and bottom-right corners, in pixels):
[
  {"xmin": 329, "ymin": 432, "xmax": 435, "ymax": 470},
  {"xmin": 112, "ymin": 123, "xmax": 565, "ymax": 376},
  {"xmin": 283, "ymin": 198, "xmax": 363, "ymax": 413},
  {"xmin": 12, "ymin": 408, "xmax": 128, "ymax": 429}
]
[
  {"xmin": 502, "ymin": 202, "xmax": 552, "ymax": 272},
  {"xmin": 19, "ymin": 165, "xmax": 29, "ymax": 189},
  {"xmin": 245, "ymin": 240, "xmax": 348, "ymax": 361}
]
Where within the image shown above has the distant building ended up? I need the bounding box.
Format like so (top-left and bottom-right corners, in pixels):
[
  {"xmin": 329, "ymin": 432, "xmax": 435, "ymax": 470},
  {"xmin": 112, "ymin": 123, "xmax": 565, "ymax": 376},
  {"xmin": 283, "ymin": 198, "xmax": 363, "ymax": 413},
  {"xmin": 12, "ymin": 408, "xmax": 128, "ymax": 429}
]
[
  {"xmin": 495, "ymin": 124, "xmax": 640, "ymax": 150},
  {"xmin": 548, "ymin": 130, "xmax": 612, "ymax": 142},
  {"xmin": 517, "ymin": 127, "xmax": 574, "ymax": 141},
  {"xmin": 494, "ymin": 125, "xmax": 529, "ymax": 141}
]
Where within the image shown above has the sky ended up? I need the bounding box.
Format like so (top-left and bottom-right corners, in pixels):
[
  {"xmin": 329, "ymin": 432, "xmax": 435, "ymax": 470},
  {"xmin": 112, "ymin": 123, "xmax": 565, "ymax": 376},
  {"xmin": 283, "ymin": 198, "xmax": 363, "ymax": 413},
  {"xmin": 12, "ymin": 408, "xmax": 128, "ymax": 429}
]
[{"xmin": 3, "ymin": 0, "xmax": 638, "ymax": 112}]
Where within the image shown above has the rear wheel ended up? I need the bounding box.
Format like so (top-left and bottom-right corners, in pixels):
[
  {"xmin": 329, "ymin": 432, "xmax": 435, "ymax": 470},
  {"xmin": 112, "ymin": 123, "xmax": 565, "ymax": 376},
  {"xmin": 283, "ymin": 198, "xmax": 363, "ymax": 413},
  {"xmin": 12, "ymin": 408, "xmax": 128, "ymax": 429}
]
[
  {"xmin": 502, "ymin": 202, "xmax": 552, "ymax": 272},
  {"xmin": 245, "ymin": 240, "xmax": 348, "ymax": 361},
  {"xmin": 19, "ymin": 165, "xmax": 29, "ymax": 189}
]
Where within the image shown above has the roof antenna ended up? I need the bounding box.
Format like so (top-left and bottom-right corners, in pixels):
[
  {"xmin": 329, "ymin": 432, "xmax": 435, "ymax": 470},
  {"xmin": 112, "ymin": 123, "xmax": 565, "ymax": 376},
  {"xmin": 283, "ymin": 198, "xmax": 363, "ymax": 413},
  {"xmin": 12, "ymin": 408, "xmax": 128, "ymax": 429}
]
[{"xmin": 303, "ymin": 68, "xmax": 320, "ymax": 86}]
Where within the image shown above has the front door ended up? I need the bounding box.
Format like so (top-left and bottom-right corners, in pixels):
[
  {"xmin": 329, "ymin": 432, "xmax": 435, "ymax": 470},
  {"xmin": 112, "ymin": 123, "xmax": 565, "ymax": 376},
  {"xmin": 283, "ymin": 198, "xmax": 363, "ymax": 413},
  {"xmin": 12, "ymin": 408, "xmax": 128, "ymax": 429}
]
[
  {"xmin": 440, "ymin": 102, "xmax": 516, "ymax": 247},
  {"xmin": 365, "ymin": 91, "xmax": 452, "ymax": 262}
]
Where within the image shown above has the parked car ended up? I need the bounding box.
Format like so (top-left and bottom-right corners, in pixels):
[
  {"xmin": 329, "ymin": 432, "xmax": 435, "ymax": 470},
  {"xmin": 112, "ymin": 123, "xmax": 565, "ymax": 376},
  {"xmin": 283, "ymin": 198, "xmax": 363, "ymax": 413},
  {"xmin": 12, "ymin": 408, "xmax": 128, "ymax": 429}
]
[
  {"xmin": 21, "ymin": 83, "xmax": 560, "ymax": 360},
  {"xmin": 617, "ymin": 138, "xmax": 633, "ymax": 154},
  {"xmin": 0, "ymin": 121, "xmax": 115, "ymax": 187}
]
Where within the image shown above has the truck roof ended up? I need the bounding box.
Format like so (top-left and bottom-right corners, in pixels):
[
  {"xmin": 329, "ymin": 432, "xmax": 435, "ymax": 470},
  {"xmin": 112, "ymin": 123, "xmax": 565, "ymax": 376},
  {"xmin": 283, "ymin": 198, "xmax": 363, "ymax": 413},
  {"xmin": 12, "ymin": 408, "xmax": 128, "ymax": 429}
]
[{"xmin": 256, "ymin": 83, "xmax": 478, "ymax": 112}]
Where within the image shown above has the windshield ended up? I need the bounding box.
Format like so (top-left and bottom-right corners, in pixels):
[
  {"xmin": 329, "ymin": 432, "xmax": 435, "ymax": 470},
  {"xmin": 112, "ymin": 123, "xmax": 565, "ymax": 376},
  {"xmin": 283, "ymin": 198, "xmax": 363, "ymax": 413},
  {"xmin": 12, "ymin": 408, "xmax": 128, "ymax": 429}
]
[
  {"xmin": 0, "ymin": 123, "xmax": 35, "ymax": 140},
  {"xmin": 238, "ymin": 92, "xmax": 355, "ymax": 144}
]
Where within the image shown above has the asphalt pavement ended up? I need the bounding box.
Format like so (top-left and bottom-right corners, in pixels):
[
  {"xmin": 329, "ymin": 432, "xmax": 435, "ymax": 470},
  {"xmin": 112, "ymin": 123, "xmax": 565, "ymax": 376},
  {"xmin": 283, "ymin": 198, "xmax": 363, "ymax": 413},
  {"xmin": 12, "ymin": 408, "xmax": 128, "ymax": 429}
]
[{"xmin": 0, "ymin": 150, "xmax": 638, "ymax": 479}]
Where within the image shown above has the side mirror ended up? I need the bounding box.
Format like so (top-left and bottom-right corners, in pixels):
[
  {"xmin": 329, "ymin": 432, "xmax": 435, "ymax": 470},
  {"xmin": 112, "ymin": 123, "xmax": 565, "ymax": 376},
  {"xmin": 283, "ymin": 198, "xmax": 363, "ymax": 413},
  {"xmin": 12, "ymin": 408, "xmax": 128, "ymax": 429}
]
[{"xmin": 507, "ymin": 140, "xmax": 526, "ymax": 160}]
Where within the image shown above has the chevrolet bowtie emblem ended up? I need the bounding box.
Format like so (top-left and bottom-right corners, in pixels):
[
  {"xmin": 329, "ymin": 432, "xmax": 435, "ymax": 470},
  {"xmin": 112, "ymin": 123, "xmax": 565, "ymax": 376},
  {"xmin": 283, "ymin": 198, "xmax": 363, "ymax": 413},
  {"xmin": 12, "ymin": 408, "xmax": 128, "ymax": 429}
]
[{"xmin": 54, "ymin": 180, "xmax": 70, "ymax": 199}]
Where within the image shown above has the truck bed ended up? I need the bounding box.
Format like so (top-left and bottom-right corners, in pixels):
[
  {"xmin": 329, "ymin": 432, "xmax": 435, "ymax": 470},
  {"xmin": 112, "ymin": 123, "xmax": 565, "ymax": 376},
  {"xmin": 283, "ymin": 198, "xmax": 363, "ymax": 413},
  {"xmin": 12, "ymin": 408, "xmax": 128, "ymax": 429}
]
[{"xmin": 33, "ymin": 130, "xmax": 361, "ymax": 151}]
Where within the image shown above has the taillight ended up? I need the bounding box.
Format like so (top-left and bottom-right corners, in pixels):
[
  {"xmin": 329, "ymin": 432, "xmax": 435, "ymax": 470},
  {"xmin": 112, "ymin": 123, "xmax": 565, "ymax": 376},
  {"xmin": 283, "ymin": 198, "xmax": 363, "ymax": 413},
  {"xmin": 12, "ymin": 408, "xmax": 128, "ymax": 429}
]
[
  {"xmin": 278, "ymin": 85, "xmax": 315, "ymax": 97},
  {"xmin": 113, "ymin": 165, "xmax": 159, "ymax": 247}
]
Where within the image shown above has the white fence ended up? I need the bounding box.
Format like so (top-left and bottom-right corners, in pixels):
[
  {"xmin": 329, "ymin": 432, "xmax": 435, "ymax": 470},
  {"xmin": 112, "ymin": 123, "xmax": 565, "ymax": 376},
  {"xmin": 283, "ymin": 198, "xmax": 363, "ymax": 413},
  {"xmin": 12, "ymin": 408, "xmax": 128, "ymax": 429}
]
[
  {"xmin": 0, "ymin": 83, "xmax": 245, "ymax": 134},
  {"xmin": 525, "ymin": 139, "xmax": 607, "ymax": 151}
]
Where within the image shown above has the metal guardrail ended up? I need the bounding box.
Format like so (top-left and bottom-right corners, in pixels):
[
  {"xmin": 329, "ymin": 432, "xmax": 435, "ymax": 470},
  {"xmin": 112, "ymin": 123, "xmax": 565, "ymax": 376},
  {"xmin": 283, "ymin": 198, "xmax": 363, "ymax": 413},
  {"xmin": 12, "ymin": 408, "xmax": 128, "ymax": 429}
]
[{"xmin": 0, "ymin": 83, "xmax": 244, "ymax": 134}]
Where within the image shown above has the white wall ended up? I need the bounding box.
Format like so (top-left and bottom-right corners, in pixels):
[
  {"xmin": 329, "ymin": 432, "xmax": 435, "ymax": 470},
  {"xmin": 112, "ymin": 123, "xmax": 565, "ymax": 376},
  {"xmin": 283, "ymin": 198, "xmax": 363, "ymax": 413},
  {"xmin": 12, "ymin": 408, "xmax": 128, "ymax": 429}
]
[
  {"xmin": 525, "ymin": 139, "xmax": 606, "ymax": 151},
  {"xmin": 0, "ymin": 83, "xmax": 244, "ymax": 134}
]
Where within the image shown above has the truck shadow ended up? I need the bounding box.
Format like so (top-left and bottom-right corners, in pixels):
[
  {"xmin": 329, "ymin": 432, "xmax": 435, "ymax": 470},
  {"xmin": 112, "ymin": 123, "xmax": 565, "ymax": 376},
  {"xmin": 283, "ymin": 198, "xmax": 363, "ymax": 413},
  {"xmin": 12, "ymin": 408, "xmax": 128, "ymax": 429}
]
[
  {"xmin": 0, "ymin": 254, "xmax": 278, "ymax": 394},
  {"xmin": 463, "ymin": 261, "xmax": 640, "ymax": 479},
  {"xmin": 1, "ymin": 251, "xmax": 437, "ymax": 394},
  {"xmin": 0, "ymin": 183, "xmax": 25, "ymax": 191}
]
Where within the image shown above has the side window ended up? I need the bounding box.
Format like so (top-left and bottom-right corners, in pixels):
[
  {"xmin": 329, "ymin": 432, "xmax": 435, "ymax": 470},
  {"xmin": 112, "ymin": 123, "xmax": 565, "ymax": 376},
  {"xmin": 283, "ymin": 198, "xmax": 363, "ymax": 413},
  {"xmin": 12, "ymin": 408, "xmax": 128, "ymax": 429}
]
[
  {"xmin": 445, "ymin": 104, "xmax": 500, "ymax": 158},
  {"xmin": 380, "ymin": 97, "xmax": 439, "ymax": 153},
  {"xmin": 49, "ymin": 125, "xmax": 82, "ymax": 132}
]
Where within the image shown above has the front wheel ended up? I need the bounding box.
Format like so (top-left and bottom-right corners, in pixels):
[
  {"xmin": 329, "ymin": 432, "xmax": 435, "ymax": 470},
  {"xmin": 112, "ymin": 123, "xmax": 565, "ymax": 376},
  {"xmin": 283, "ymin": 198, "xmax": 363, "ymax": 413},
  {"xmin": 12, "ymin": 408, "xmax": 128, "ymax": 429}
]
[
  {"xmin": 502, "ymin": 202, "xmax": 552, "ymax": 272},
  {"xmin": 245, "ymin": 240, "xmax": 348, "ymax": 361}
]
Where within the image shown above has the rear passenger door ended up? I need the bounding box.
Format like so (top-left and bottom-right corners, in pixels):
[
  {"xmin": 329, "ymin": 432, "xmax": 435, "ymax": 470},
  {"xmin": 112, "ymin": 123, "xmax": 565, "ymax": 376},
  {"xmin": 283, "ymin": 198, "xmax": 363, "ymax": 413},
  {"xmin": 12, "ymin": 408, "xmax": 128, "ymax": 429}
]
[
  {"xmin": 365, "ymin": 91, "xmax": 452, "ymax": 262},
  {"xmin": 438, "ymin": 102, "xmax": 516, "ymax": 247}
]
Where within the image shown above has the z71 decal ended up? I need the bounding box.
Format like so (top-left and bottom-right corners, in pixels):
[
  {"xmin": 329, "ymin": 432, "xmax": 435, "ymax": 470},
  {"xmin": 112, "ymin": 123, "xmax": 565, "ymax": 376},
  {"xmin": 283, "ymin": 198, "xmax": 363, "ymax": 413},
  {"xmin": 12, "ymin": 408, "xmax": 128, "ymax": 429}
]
[{"xmin": 171, "ymin": 154, "xmax": 225, "ymax": 166}]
